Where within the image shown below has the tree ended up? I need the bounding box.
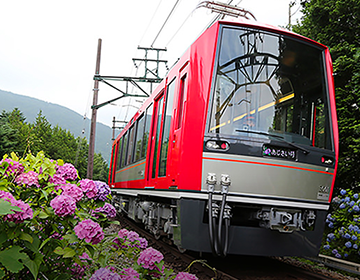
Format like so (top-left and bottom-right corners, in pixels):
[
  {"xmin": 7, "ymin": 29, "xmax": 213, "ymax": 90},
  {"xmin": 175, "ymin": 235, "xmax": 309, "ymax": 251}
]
[
  {"xmin": 293, "ymin": 0, "xmax": 360, "ymax": 189},
  {"xmin": 0, "ymin": 111, "xmax": 18, "ymax": 156}
]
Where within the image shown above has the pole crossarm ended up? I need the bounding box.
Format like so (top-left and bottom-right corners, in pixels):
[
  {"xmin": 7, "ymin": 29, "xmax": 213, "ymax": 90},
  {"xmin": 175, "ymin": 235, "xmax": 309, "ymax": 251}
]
[{"xmin": 92, "ymin": 75, "xmax": 159, "ymax": 109}]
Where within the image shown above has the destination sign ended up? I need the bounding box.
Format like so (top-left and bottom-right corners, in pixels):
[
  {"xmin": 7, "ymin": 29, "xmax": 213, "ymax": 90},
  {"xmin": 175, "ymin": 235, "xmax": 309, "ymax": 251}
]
[{"xmin": 262, "ymin": 144, "xmax": 296, "ymax": 160}]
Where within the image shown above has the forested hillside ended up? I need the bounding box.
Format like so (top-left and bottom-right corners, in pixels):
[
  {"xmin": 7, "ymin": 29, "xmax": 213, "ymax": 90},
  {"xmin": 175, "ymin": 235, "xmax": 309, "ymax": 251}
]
[{"xmin": 0, "ymin": 89, "xmax": 112, "ymax": 159}]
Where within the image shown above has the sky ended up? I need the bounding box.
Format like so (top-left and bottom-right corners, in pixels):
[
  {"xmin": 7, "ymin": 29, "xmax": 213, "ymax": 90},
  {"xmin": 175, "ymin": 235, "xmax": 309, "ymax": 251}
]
[{"xmin": 0, "ymin": 0, "xmax": 303, "ymax": 135}]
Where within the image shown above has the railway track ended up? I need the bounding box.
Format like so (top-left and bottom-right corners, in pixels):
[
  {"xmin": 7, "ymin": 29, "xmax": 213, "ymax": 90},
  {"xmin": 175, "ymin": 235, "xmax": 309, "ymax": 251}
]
[{"xmin": 116, "ymin": 213, "xmax": 355, "ymax": 280}]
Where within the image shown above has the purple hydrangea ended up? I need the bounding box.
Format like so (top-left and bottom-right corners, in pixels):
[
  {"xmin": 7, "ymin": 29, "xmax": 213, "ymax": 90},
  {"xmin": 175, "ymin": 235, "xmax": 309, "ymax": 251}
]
[
  {"xmin": 15, "ymin": 171, "xmax": 40, "ymax": 187},
  {"xmin": 340, "ymin": 189, "xmax": 347, "ymax": 196},
  {"xmin": 61, "ymin": 183, "xmax": 83, "ymax": 202},
  {"xmin": 138, "ymin": 237, "xmax": 148, "ymax": 249},
  {"xmin": 137, "ymin": 247, "xmax": 164, "ymax": 270},
  {"xmin": 79, "ymin": 179, "xmax": 98, "ymax": 199},
  {"xmin": 119, "ymin": 267, "xmax": 140, "ymax": 280},
  {"xmin": 323, "ymin": 245, "xmax": 330, "ymax": 250},
  {"xmin": 56, "ymin": 163, "xmax": 78, "ymax": 181},
  {"xmin": 89, "ymin": 268, "xmax": 121, "ymax": 280},
  {"xmin": 94, "ymin": 181, "xmax": 111, "ymax": 201},
  {"xmin": 4, "ymin": 199, "xmax": 33, "ymax": 223},
  {"xmin": 74, "ymin": 219, "xmax": 104, "ymax": 245},
  {"xmin": 50, "ymin": 195, "xmax": 76, "ymax": 217},
  {"xmin": 95, "ymin": 203, "xmax": 117, "ymax": 218},
  {"xmin": 0, "ymin": 158, "xmax": 24, "ymax": 177},
  {"xmin": 345, "ymin": 241, "xmax": 352, "ymax": 248},
  {"xmin": 175, "ymin": 272, "xmax": 199, "ymax": 280}
]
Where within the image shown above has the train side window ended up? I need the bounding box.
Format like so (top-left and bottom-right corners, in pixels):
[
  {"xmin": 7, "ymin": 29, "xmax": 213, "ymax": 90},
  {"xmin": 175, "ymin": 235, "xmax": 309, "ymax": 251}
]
[
  {"xmin": 142, "ymin": 104, "xmax": 153, "ymax": 158},
  {"xmin": 176, "ymin": 74, "xmax": 187, "ymax": 130},
  {"xmin": 116, "ymin": 138, "xmax": 123, "ymax": 171},
  {"xmin": 159, "ymin": 79, "xmax": 176, "ymax": 177},
  {"xmin": 152, "ymin": 96, "xmax": 164, "ymax": 179},
  {"xmin": 126, "ymin": 125, "xmax": 136, "ymax": 165},
  {"xmin": 120, "ymin": 132, "xmax": 128, "ymax": 168},
  {"xmin": 134, "ymin": 114, "xmax": 145, "ymax": 162}
]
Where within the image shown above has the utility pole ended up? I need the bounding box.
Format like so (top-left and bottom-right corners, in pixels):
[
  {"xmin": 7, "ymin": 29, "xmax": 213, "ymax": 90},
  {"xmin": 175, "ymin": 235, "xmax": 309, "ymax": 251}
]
[{"xmin": 87, "ymin": 38, "xmax": 102, "ymax": 179}]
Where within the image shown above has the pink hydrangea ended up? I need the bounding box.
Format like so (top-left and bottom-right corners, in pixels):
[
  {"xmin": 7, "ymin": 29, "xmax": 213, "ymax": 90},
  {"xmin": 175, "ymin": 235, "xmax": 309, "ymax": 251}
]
[
  {"xmin": 0, "ymin": 190, "xmax": 15, "ymax": 203},
  {"xmin": 79, "ymin": 179, "xmax": 98, "ymax": 198},
  {"xmin": 137, "ymin": 237, "xmax": 148, "ymax": 249},
  {"xmin": 94, "ymin": 203, "xmax": 117, "ymax": 218},
  {"xmin": 4, "ymin": 199, "xmax": 33, "ymax": 223},
  {"xmin": 174, "ymin": 272, "xmax": 199, "ymax": 280},
  {"xmin": 49, "ymin": 173, "xmax": 66, "ymax": 188},
  {"xmin": 137, "ymin": 247, "xmax": 164, "ymax": 270},
  {"xmin": 61, "ymin": 183, "xmax": 83, "ymax": 202},
  {"xmin": 118, "ymin": 228, "xmax": 129, "ymax": 239},
  {"xmin": 71, "ymin": 252, "xmax": 92, "ymax": 279},
  {"xmin": 126, "ymin": 231, "xmax": 139, "ymax": 242},
  {"xmin": 50, "ymin": 195, "xmax": 76, "ymax": 217},
  {"xmin": 119, "ymin": 267, "xmax": 140, "ymax": 280},
  {"xmin": 56, "ymin": 163, "xmax": 78, "ymax": 181},
  {"xmin": 15, "ymin": 171, "xmax": 40, "ymax": 187},
  {"xmin": 74, "ymin": 219, "xmax": 104, "ymax": 245},
  {"xmin": 89, "ymin": 268, "xmax": 121, "ymax": 280},
  {"xmin": 0, "ymin": 158, "xmax": 24, "ymax": 177}
]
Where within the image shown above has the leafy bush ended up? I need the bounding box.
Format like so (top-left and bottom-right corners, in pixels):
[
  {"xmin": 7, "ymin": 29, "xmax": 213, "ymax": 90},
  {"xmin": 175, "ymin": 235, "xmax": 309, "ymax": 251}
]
[
  {"xmin": 0, "ymin": 151, "xmax": 198, "ymax": 279},
  {"xmin": 322, "ymin": 188, "xmax": 360, "ymax": 262}
]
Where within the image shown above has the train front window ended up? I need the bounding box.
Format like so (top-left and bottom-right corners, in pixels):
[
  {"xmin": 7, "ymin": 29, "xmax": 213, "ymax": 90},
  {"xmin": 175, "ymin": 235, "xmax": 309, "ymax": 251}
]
[{"xmin": 209, "ymin": 26, "xmax": 332, "ymax": 150}]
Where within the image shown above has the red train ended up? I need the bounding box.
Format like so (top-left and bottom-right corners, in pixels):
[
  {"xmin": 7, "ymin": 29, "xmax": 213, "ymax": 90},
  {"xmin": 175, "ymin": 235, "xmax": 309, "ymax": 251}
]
[{"xmin": 109, "ymin": 19, "xmax": 338, "ymax": 256}]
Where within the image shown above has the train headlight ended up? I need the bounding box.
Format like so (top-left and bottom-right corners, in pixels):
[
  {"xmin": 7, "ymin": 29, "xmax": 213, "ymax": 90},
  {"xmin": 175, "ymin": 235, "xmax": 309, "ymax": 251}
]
[{"xmin": 206, "ymin": 140, "xmax": 229, "ymax": 151}]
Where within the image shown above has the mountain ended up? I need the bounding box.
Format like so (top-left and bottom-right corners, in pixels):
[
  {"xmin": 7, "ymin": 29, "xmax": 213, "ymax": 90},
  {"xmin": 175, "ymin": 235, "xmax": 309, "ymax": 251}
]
[{"xmin": 0, "ymin": 89, "xmax": 112, "ymax": 161}]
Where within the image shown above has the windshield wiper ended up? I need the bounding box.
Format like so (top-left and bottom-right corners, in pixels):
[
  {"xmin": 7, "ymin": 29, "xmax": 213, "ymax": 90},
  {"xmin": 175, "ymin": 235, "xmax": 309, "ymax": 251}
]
[{"xmin": 235, "ymin": 130, "xmax": 310, "ymax": 155}]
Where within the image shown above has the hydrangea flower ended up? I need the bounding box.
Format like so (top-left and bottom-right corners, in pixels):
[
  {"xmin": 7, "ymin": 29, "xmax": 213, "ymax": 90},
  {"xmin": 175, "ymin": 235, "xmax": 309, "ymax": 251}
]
[
  {"xmin": 74, "ymin": 219, "xmax": 104, "ymax": 245},
  {"xmin": 119, "ymin": 267, "xmax": 140, "ymax": 280},
  {"xmin": 89, "ymin": 268, "xmax": 121, "ymax": 280},
  {"xmin": 95, "ymin": 203, "xmax": 116, "ymax": 218},
  {"xmin": 118, "ymin": 228, "xmax": 129, "ymax": 239},
  {"xmin": 353, "ymin": 205, "xmax": 360, "ymax": 212},
  {"xmin": 49, "ymin": 173, "xmax": 66, "ymax": 187},
  {"xmin": 56, "ymin": 163, "xmax": 78, "ymax": 181},
  {"xmin": 323, "ymin": 245, "xmax": 330, "ymax": 250},
  {"xmin": 353, "ymin": 244, "xmax": 358, "ymax": 250},
  {"xmin": 350, "ymin": 201, "xmax": 355, "ymax": 207},
  {"xmin": 339, "ymin": 203, "xmax": 346, "ymax": 209},
  {"xmin": 79, "ymin": 179, "xmax": 98, "ymax": 198},
  {"xmin": 50, "ymin": 195, "xmax": 76, "ymax": 217},
  {"xmin": 61, "ymin": 183, "xmax": 83, "ymax": 202},
  {"xmin": 4, "ymin": 199, "xmax": 33, "ymax": 223},
  {"xmin": 340, "ymin": 189, "xmax": 347, "ymax": 196},
  {"xmin": 0, "ymin": 190, "xmax": 15, "ymax": 203},
  {"xmin": 327, "ymin": 233, "xmax": 335, "ymax": 240},
  {"xmin": 94, "ymin": 181, "xmax": 111, "ymax": 201},
  {"xmin": 175, "ymin": 272, "xmax": 199, "ymax": 280},
  {"xmin": 345, "ymin": 241, "xmax": 352, "ymax": 248},
  {"xmin": 15, "ymin": 171, "xmax": 40, "ymax": 187},
  {"xmin": 0, "ymin": 158, "xmax": 24, "ymax": 177},
  {"xmin": 138, "ymin": 237, "xmax": 148, "ymax": 249},
  {"xmin": 137, "ymin": 247, "xmax": 164, "ymax": 270},
  {"xmin": 127, "ymin": 231, "xmax": 140, "ymax": 242},
  {"xmin": 352, "ymin": 235, "xmax": 358, "ymax": 241},
  {"xmin": 344, "ymin": 197, "xmax": 350, "ymax": 203},
  {"xmin": 354, "ymin": 193, "xmax": 359, "ymax": 199}
]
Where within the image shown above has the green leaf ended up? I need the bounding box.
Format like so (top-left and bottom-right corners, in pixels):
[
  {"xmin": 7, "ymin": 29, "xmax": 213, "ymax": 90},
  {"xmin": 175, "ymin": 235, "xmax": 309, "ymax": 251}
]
[
  {"xmin": 0, "ymin": 246, "xmax": 28, "ymax": 273},
  {"xmin": 22, "ymin": 253, "xmax": 43, "ymax": 280},
  {"xmin": 39, "ymin": 237, "xmax": 51, "ymax": 251},
  {"xmin": 38, "ymin": 210, "xmax": 49, "ymax": 219},
  {"xmin": 0, "ymin": 270, "xmax": 4, "ymax": 278},
  {"xmin": 63, "ymin": 247, "xmax": 76, "ymax": 258},
  {"xmin": 62, "ymin": 234, "xmax": 78, "ymax": 243},
  {"xmin": 54, "ymin": 247, "xmax": 65, "ymax": 255},
  {"xmin": 0, "ymin": 231, "xmax": 8, "ymax": 246},
  {"xmin": 20, "ymin": 233, "xmax": 33, "ymax": 244},
  {"xmin": 85, "ymin": 244, "xmax": 95, "ymax": 258},
  {"xmin": 0, "ymin": 199, "xmax": 22, "ymax": 215},
  {"xmin": 40, "ymin": 189, "xmax": 48, "ymax": 201},
  {"xmin": 24, "ymin": 235, "xmax": 40, "ymax": 253}
]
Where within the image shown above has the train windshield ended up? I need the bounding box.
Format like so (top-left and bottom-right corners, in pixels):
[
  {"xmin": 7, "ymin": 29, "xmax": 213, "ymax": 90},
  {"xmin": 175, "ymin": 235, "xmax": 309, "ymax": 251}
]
[{"xmin": 209, "ymin": 26, "xmax": 332, "ymax": 150}]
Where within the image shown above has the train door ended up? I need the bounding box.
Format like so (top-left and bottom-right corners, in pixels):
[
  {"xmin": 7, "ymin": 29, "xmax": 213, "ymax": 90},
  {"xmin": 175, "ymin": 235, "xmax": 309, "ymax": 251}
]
[
  {"xmin": 146, "ymin": 93, "xmax": 165, "ymax": 187},
  {"xmin": 170, "ymin": 64, "xmax": 189, "ymax": 187}
]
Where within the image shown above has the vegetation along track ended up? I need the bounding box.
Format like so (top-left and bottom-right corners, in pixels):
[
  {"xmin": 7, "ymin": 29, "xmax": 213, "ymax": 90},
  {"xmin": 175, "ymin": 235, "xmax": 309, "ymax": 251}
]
[{"xmin": 116, "ymin": 213, "xmax": 356, "ymax": 279}]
